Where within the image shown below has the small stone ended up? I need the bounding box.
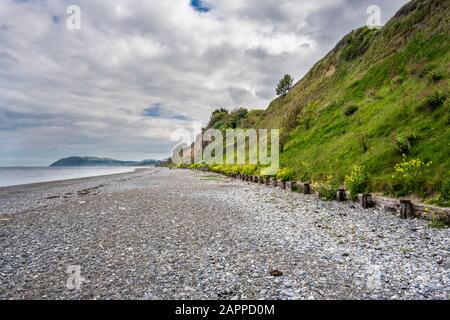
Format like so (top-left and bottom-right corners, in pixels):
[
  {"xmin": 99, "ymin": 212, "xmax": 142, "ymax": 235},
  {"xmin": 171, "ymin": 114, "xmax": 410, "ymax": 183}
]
[{"xmin": 270, "ymin": 270, "xmax": 283, "ymax": 277}]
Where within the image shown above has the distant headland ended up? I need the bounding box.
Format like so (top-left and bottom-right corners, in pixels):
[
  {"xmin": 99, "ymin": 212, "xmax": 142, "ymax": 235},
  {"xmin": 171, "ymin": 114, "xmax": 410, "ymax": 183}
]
[{"xmin": 49, "ymin": 156, "xmax": 161, "ymax": 167}]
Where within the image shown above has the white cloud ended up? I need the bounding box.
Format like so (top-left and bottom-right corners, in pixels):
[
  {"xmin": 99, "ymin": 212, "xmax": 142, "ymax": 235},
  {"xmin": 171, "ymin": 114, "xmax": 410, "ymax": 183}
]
[{"xmin": 0, "ymin": 0, "xmax": 408, "ymax": 165}]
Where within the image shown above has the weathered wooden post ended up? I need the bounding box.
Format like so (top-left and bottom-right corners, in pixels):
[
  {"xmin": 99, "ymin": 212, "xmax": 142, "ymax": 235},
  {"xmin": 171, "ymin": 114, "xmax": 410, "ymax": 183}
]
[
  {"xmin": 336, "ymin": 188, "xmax": 346, "ymax": 201},
  {"xmin": 265, "ymin": 177, "xmax": 271, "ymax": 186},
  {"xmin": 259, "ymin": 177, "xmax": 265, "ymax": 185},
  {"xmin": 271, "ymin": 178, "xmax": 278, "ymax": 187},
  {"xmin": 291, "ymin": 181, "xmax": 297, "ymax": 192},
  {"xmin": 399, "ymin": 199, "xmax": 414, "ymax": 219},
  {"xmin": 279, "ymin": 180, "xmax": 286, "ymax": 189},
  {"xmin": 359, "ymin": 193, "xmax": 372, "ymax": 209},
  {"xmin": 254, "ymin": 176, "xmax": 259, "ymax": 183},
  {"xmin": 303, "ymin": 183, "xmax": 311, "ymax": 195}
]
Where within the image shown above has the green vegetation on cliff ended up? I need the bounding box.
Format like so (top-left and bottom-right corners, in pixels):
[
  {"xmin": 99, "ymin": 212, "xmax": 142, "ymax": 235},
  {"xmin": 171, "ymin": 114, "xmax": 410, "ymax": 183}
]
[{"xmin": 203, "ymin": 0, "xmax": 450, "ymax": 204}]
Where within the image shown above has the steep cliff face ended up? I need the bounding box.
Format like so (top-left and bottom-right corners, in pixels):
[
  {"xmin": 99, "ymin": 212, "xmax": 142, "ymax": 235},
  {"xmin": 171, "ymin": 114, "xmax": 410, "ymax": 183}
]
[{"xmin": 243, "ymin": 0, "xmax": 450, "ymax": 194}]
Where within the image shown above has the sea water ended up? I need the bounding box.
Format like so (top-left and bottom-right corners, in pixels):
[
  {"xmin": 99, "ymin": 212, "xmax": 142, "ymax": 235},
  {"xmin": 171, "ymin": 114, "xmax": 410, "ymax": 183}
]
[{"xmin": 0, "ymin": 167, "xmax": 141, "ymax": 187}]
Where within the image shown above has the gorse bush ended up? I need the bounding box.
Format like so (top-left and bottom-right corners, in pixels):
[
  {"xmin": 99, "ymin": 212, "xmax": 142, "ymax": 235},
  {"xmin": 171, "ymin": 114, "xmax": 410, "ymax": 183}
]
[
  {"xmin": 259, "ymin": 166, "xmax": 277, "ymax": 177},
  {"xmin": 230, "ymin": 165, "xmax": 241, "ymax": 175},
  {"xmin": 209, "ymin": 164, "xmax": 255, "ymax": 176},
  {"xmin": 421, "ymin": 90, "xmax": 447, "ymax": 111},
  {"xmin": 417, "ymin": 63, "xmax": 433, "ymax": 78},
  {"xmin": 428, "ymin": 68, "xmax": 446, "ymax": 82},
  {"xmin": 318, "ymin": 185, "xmax": 337, "ymax": 201},
  {"xmin": 393, "ymin": 132, "xmax": 417, "ymax": 155},
  {"xmin": 317, "ymin": 174, "xmax": 339, "ymax": 201},
  {"xmin": 240, "ymin": 164, "xmax": 258, "ymax": 176},
  {"xmin": 344, "ymin": 165, "xmax": 368, "ymax": 201},
  {"xmin": 209, "ymin": 164, "xmax": 225, "ymax": 173},
  {"xmin": 276, "ymin": 168, "xmax": 296, "ymax": 181},
  {"xmin": 393, "ymin": 155, "xmax": 432, "ymax": 196},
  {"xmin": 394, "ymin": 134, "xmax": 411, "ymax": 154},
  {"xmin": 223, "ymin": 165, "xmax": 234, "ymax": 175},
  {"xmin": 418, "ymin": 64, "xmax": 446, "ymax": 82},
  {"xmin": 189, "ymin": 163, "xmax": 205, "ymax": 170}
]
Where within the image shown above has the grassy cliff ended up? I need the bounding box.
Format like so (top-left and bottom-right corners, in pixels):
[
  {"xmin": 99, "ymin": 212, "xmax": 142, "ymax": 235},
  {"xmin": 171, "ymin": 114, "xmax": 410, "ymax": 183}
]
[{"xmin": 204, "ymin": 0, "xmax": 450, "ymax": 204}]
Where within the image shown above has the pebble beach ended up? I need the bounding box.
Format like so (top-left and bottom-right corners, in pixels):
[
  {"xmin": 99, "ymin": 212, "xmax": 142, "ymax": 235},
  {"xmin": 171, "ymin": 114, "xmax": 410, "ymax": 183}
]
[{"xmin": 0, "ymin": 168, "xmax": 448, "ymax": 300}]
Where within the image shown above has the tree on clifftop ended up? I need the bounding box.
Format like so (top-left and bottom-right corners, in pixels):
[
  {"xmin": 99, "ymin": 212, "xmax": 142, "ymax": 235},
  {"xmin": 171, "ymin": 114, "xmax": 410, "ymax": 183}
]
[
  {"xmin": 207, "ymin": 108, "xmax": 228, "ymax": 129},
  {"xmin": 276, "ymin": 74, "xmax": 294, "ymax": 96}
]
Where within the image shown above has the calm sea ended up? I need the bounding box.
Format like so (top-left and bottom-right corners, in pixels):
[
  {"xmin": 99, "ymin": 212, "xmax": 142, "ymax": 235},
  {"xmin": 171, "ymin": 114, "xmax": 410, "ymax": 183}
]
[{"xmin": 0, "ymin": 167, "xmax": 141, "ymax": 188}]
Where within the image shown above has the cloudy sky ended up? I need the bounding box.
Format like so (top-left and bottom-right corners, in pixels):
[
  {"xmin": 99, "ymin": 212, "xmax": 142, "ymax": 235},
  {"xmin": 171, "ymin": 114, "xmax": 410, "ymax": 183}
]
[{"xmin": 0, "ymin": 0, "xmax": 408, "ymax": 166}]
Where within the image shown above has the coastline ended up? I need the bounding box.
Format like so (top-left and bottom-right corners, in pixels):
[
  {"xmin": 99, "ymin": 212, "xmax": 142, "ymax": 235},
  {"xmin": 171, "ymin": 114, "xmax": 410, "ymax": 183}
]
[
  {"xmin": 0, "ymin": 167, "xmax": 156, "ymax": 216},
  {"xmin": 0, "ymin": 167, "xmax": 153, "ymax": 190}
]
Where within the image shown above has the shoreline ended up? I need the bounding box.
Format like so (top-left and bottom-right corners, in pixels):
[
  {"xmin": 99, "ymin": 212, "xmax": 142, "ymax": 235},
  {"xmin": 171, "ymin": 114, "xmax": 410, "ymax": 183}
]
[
  {"xmin": 0, "ymin": 167, "xmax": 157, "ymax": 216},
  {"xmin": 0, "ymin": 167, "xmax": 153, "ymax": 191}
]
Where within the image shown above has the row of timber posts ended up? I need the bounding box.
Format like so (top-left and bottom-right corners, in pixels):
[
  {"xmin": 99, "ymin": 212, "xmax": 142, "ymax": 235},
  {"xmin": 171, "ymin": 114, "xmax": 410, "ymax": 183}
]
[{"xmin": 215, "ymin": 172, "xmax": 449, "ymax": 223}]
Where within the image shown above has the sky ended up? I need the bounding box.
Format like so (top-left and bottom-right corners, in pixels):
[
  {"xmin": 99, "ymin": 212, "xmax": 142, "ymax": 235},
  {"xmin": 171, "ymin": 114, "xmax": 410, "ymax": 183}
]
[{"xmin": 0, "ymin": 0, "xmax": 409, "ymax": 166}]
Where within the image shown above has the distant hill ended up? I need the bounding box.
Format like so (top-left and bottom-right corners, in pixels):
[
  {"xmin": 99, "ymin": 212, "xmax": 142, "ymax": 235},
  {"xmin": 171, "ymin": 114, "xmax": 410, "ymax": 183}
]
[{"xmin": 50, "ymin": 157, "xmax": 161, "ymax": 167}]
